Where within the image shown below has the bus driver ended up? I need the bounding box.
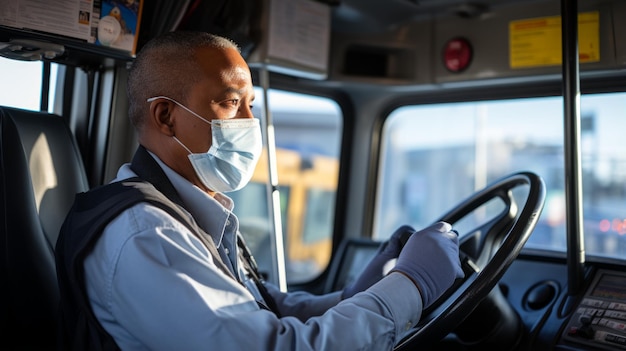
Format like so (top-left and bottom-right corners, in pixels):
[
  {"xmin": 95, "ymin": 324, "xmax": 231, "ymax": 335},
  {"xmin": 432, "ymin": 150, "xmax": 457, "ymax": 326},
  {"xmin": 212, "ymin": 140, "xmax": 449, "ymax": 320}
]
[{"xmin": 55, "ymin": 31, "xmax": 463, "ymax": 351}]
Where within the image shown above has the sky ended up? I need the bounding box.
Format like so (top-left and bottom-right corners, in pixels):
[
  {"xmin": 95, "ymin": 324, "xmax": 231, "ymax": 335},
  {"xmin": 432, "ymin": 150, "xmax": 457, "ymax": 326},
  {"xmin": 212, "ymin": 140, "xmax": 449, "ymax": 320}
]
[
  {"xmin": 0, "ymin": 57, "xmax": 44, "ymax": 110},
  {"xmin": 387, "ymin": 92, "xmax": 625, "ymax": 164}
]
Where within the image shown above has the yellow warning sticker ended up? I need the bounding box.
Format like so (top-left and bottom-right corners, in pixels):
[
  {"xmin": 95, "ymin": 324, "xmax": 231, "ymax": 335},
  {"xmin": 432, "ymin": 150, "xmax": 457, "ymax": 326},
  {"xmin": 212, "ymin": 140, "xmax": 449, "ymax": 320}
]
[{"xmin": 509, "ymin": 11, "xmax": 599, "ymax": 69}]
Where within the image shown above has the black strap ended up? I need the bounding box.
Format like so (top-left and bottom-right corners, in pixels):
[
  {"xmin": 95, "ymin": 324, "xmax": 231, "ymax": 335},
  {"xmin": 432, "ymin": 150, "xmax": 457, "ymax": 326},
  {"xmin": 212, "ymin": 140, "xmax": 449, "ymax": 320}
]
[
  {"xmin": 130, "ymin": 145, "xmax": 185, "ymax": 208},
  {"xmin": 237, "ymin": 234, "xmax": 282, "ymax": 317}
]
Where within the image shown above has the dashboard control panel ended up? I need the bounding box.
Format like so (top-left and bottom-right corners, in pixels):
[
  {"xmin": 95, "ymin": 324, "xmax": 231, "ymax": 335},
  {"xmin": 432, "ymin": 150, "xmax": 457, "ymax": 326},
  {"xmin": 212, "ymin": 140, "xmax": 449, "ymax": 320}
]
[{"xmin": 562, "ymin": 269, "xmax": 626, "ymax": 350}]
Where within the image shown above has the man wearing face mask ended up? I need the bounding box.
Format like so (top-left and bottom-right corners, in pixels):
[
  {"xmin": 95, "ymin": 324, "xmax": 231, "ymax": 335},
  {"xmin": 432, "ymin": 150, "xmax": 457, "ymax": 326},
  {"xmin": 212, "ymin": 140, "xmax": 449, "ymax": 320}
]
[{"xmin": 55, "ymin": 31, "xmax": 464, "ymax": 351}]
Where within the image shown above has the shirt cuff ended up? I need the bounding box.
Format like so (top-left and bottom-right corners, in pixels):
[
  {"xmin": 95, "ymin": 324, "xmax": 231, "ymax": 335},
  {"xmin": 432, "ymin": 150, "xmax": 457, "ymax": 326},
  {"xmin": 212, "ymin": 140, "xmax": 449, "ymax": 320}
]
[{"xmin": 367, "ymin": 272, "xmax": 424, "ymax": 339}]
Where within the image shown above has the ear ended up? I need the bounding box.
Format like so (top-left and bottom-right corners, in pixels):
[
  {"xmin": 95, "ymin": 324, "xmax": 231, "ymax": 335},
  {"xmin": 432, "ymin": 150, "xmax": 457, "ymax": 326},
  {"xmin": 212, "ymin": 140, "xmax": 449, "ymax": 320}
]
[{"xmin": 148, "ymin": 100, "xmax": 175, "ymax": 136}]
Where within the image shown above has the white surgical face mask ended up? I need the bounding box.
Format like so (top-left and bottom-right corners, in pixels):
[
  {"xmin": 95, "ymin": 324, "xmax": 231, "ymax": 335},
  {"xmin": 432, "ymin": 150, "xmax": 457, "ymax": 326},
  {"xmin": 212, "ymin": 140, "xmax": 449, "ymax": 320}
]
[{"xmin": 147, "ymin": 96, "xmax": 262, "ymax": 193}]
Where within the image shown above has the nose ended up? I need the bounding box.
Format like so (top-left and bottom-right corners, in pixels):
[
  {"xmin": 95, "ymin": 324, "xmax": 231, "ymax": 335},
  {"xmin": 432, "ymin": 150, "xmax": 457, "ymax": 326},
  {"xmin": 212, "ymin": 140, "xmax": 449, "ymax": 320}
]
[{"xmin": 238, "ymin": 104, "xmax": 255, "ymax": 119}]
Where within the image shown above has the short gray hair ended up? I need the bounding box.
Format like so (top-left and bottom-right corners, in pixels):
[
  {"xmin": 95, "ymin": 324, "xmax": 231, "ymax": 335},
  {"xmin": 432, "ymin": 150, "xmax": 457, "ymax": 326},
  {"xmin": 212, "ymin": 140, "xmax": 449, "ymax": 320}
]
[{"xmin": 127, "ymin": 31, "xmax": 240, "ymax": 129}]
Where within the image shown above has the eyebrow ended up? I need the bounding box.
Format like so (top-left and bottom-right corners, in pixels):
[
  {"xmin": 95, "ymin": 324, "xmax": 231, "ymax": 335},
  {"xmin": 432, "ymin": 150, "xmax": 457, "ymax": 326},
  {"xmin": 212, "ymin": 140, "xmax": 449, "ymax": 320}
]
[
  {"xmin": 217, "ymin": 87, "xmax": 254, "ymax": 101},
  {"xmin": 223, "ymin": 87, "xmax": 246, "ymax": 96}
]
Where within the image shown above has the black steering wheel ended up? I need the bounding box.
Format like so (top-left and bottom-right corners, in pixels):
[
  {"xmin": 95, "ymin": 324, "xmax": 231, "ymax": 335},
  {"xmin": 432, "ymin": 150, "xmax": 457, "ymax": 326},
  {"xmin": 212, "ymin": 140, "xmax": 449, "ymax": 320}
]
[{"xmin": 394, "ymin": 171, "xmax": 546, "ymax": 350}]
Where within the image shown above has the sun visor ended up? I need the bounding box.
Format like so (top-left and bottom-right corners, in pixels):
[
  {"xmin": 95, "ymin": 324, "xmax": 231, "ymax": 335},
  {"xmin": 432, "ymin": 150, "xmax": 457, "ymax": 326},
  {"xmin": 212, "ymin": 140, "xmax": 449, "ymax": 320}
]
[{"xmin": 247, "ymin": 0, "xmax": 332, "ymax": 80}]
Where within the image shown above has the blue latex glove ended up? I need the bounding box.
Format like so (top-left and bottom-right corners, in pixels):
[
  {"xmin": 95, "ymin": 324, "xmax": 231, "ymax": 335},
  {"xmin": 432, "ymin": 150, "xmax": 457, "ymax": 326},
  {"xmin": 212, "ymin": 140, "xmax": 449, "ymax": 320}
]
[
  {"xmin": 342, "ymin": 225, "xmax": 416, "ymax": 299},
  {"xmin": 391, "ymin": 221, "xmax": 464, "ymax": 308}
]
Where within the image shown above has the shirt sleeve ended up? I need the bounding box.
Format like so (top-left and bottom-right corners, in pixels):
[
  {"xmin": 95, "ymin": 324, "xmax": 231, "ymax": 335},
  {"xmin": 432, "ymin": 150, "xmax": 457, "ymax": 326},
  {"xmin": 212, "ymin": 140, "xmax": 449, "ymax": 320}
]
[
  {"xmin": 265, "ymin": 282, "xmax": 343, "ymax": 321},
  {"xmin": 84, "ymin": 203, "xmax": 424, "ymax": 351}
]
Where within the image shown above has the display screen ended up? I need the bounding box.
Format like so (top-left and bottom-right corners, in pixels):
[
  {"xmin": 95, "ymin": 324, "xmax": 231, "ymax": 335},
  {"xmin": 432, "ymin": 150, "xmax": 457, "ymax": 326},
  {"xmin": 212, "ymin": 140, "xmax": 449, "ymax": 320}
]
[
  {"xmin": 591, "ymin": 273, "xmax": 626, "ymax": 301},
  {"xmin": 330, "ymin": 241, "xmax": 379, "ymax": 291}
]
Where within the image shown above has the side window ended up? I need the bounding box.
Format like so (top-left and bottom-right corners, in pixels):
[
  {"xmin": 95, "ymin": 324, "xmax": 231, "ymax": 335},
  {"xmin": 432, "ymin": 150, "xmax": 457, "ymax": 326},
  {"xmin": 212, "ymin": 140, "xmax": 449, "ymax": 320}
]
[
  {"xmin": 0, "ymin": 56, "xmax": 57, "ymax": 112},
  {"xmin": 230, "ymin": 89, "xmax": 342, "ymax": 284},
  {"xmin": 375, "ymin": 94, "xmax": 626, "ymax": 261}
]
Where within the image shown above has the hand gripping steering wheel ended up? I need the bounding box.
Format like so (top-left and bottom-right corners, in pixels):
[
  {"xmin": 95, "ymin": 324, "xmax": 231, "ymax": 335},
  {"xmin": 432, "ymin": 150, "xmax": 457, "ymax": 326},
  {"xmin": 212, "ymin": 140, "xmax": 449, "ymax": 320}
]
[{"xmin": 394, "ymin": 171, "xmax": 546, "ymax": 350}]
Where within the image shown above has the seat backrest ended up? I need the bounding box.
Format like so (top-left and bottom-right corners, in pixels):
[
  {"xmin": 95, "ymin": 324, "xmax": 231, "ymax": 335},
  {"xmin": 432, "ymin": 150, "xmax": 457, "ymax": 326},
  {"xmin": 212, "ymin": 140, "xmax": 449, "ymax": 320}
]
[{"xmin": 0, "ymin": 106, "xmax": 89, "ymax": 350}]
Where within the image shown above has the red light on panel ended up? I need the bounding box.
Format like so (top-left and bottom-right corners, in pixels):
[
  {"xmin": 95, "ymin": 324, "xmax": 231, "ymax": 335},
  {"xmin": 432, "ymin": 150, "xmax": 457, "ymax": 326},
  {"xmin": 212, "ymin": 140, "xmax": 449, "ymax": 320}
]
[{"xmin": 443, "ymin": 37, "xmax": 473, "ymax": 73}]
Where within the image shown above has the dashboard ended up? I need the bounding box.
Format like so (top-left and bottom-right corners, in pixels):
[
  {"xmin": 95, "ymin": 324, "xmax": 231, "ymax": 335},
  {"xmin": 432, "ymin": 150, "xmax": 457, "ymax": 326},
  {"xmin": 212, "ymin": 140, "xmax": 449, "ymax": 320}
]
[{"xmin": 475, "ymin": 257, "xmax": 626, "ymax": 350}]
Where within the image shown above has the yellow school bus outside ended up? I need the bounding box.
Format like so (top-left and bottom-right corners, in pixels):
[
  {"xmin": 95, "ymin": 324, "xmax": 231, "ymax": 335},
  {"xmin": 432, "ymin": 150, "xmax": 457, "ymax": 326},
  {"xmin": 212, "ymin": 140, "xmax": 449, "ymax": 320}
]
[{"xmin": 250, "ymin": 147, "xmax": 338, "ymax": 277}]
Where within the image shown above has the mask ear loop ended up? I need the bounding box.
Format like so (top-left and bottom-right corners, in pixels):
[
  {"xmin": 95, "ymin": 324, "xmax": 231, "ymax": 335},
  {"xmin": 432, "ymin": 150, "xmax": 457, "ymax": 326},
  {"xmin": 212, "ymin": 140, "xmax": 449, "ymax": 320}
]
[
  {"xmin": 147, "ymin": 96, "xmax": 215, "ymax": 156},
  {"xmin": 172, "ymin": 136, "xmax": 194, "ymax": 155},
  {"xmin": 147, "ymin": 96, "xmax": 213, "ymax": 126}
]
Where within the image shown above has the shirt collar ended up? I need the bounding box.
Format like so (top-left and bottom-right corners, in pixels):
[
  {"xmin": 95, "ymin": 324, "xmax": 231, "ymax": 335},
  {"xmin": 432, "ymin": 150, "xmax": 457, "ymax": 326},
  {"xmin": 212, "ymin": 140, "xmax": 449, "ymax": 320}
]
[
  {"xmin": 115, "ymin": 153, "xmax": 238, "ymax": 249},
  {"xmin": 155, "ymin": 153, "xmax": 237, "ymax": 247}
]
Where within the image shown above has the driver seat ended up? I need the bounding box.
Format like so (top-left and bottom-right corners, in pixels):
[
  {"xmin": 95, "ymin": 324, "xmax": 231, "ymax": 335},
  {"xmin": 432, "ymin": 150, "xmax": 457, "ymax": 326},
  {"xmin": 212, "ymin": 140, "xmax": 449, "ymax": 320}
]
[{"xmin": 0, "ymin": 106, "xmax": 89, "ymax": 349}]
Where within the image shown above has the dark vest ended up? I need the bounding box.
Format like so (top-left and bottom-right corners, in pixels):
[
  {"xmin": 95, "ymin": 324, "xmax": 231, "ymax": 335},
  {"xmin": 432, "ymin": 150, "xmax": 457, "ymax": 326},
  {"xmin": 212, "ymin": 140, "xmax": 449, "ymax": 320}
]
[{"xmin": 55, "ymin": 146, "xmax": 278, "ymax": 351}]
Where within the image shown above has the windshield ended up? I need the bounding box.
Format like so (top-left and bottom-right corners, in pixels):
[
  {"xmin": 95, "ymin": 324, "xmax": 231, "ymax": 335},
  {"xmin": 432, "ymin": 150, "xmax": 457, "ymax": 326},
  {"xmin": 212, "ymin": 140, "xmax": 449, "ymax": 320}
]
[{"xmin": 376, "ymin": 92, "xmax": 626, "ymax": 260}]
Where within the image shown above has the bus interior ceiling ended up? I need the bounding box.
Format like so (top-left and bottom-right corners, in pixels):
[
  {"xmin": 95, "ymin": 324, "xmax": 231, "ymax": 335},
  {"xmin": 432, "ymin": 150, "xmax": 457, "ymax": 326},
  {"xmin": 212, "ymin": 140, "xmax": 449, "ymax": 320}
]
[{"xmin": 323, "ymin": 0, "xmax": 626, "ymax": 91}]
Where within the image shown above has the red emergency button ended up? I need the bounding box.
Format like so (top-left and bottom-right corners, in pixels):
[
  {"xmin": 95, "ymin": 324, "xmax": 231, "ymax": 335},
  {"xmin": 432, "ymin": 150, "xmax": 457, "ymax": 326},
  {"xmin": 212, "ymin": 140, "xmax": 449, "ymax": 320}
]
[{"xmin": 443, "ymin": 37, "xmax": 473, "ymax": 73}]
